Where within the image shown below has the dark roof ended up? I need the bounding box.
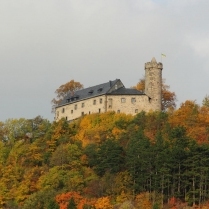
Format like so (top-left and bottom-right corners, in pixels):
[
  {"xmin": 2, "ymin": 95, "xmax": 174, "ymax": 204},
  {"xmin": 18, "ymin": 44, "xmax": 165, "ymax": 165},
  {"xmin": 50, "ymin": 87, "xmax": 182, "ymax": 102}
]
[
  {"xmin": 58, "ymin": 79, "xmax": 119, "ymax": 106},
  {"xmin": 108, "ymin": 88, "xmax": 144, "ymax": 95},
  {"xmin": 57, "ymin": 79, "xmax": 144, "ymax": 107}
]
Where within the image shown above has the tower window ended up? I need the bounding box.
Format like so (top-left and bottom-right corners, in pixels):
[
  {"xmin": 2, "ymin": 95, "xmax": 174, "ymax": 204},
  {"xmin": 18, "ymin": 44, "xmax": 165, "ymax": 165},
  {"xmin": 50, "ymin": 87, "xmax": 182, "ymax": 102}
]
[
  {"xmin": 81, "ymin": 112, "xmax": 84, "ymax": 116},
  {"xmin": 74, "ymin": 104, "xmax": 77, "ymax": 110},
  {"xmin": 81, "ymin": 103, "xmax": 85, "ymax": 108},
  {"xmin": 93, "ymin": 100, "xmax": 96, "ymax": 105},
  {"xmin": 66, "ymin": 117, "xmax": 68, "ymax": 120},
  {"xmin": 71, "ymin": 110, "xmax": 73, "ymax": 114},
  {"xmin": 62, "ymin": 108, "xmax": 65, "ymax": 113},
  {"xmin": 99, "ymin": 108, "xmax": 101, "ymax": 113},
  {"xmin": 100, "ymin": 98, "xmax": 102, "ymax": 104}
]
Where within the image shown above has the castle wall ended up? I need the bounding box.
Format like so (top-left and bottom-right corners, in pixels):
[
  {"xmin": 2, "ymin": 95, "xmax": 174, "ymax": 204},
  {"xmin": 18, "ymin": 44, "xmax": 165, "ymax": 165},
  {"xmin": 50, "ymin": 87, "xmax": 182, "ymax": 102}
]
[
  {"xmin": 55, "ymin": 95, "xmax": 107, "ymax": 121},
  {"xmin": 106, "ymin": 95, "xmax": 152, "ymax": 114},
  {"xmin": 55, "ymin": 94, "xmax": 153, "ymax": 121}
]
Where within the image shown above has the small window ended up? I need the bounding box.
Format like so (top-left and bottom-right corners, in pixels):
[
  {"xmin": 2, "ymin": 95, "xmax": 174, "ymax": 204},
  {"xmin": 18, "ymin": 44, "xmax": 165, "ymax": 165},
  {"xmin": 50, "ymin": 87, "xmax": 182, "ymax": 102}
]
[
  {"xmin": 131, "ymin": 98, "xmax": 136, "ymax": 103},
  {"xmin": 71, "ymin": 110, "xmax": 73, "ymax": 114},
  {"xmin": 135, "ymin": 109, "xmax": 138, "ymax": 113},
  {"xmin": 88, "ymin": 90, "xmax": 93, "ymax": 94},
  {"xmin": 93, "ymin": 100, "xmax": 96, "ymax": 105},
  {"xmin": 66, "ymin": 117, "xmax": 68, "ymax": 120},
  {"xmin": 117, "ymin": 110, "xmax": 120, "ymax": 113},
  {"xmin": 99, "ymin": 108, "xmax": 101, "ymax": 113},
  {"xmin": 97, "ymin": 87, "xmax": 103, "ymax": 92},
  {"xmin": 81, "ymin": 103, "xmax": 85, "ymax": 108},
  {"xmin": 74, "ymin": 104, "xmax": 77, "ymax": 110},
  {"xmin": 81, "ymin": 112, "xmax": 84, "ymax": 116},
  {"xmin": 89, "ymin": 111, "xmax": 91, "ymax": 114},
  {"xmin": 100, "ymin": 98, "xmax": 102, "ymax": 104},
  {"xmin": 62, "ymin": 108, "xmax": 65, "ymax": 113},
  {"xmin": 121, "ymin": 98, "xmax": 126, "ymax": 103}
]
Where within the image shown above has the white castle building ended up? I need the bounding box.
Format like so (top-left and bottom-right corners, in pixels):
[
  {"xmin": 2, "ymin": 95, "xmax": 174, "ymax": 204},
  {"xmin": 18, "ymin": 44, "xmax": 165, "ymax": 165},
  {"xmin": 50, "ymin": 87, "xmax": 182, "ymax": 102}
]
[{"xmin": 55, "ymin": 58, "xmax": 163, "ymax": 121}]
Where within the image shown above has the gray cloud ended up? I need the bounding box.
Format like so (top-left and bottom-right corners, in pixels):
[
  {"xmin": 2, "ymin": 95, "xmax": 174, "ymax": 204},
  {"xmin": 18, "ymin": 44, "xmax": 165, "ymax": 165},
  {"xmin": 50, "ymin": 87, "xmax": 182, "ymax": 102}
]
[{"xmin": 0, "ymin": 0, "xmax": 209, "ymax": 121}]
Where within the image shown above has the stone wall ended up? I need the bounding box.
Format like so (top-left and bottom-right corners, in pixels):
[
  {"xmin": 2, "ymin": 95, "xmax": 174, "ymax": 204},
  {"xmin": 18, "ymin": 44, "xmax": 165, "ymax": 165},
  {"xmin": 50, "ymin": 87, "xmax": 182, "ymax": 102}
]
[
  {"xmin": 55, "ymin": 94, "xmax": 154, "ymax": 121},
  {"xmin": 145, "ymin": 57, "xmax": 163, "ymax": 111}
]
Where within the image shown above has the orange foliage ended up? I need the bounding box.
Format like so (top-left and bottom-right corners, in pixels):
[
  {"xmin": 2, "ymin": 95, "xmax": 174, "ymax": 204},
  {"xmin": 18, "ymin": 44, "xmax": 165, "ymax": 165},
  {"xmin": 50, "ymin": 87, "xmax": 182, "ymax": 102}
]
[
  {"xmin": 169, "ymin": 101, "xmax": 209, "ymax": 143},
  {"xmin": 51, "ymin": 80, "xmax": 83, "ymax": 112},
  {"xmin": 56, "ymin": 191, "xmax": 93, "ymax": 209},
  {"xmin": 94, "ymin": 196, "xmax": 113, "ymax": 209},
  {"xmin": 135, "ymin": 192, "xmax": 152, "ymax": 209}
]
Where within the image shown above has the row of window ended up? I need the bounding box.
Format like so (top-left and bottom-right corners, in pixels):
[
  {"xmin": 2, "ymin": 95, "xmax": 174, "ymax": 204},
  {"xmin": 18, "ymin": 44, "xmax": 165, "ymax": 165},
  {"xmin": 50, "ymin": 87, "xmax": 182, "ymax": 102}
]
[
  {"xmin": 63, "ymin": 97, "xmax": 137, "ymax": 113},
  {"xmin": 117, "ymin": 109, "xmax": 138, "ymax": 113},
  {"xmin": 62, "ymin": 98, "xmax": 103, "ymax": 113},
  {"xmin": 59, "ymin": 108, "xmax": 139, "ymax": 121},
  {"xmin": 121, "ymin": 97, "xmax": 136, "ymax": 103},
  {"xmin": 65, "ymin": 109, "xmax": 102, "ymax": 120},
  {"xmin": 63, "ymin": 97, "xmax": 138, "ymax": 113}
]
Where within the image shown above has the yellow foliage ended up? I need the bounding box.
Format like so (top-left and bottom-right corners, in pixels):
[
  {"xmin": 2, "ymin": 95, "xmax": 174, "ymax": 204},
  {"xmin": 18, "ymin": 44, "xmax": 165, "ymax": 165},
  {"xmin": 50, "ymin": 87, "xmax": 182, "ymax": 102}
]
[
  {"xmin": 116, "ymin": 191, "xmax": 129, "ymax": 204},
  {"xmin": 94, "ymin": 196, "xmax": 113, "ymax": 209},
  {"xmin": 74, "ymin": 112, "xmax": 133, "ymax": 146}
]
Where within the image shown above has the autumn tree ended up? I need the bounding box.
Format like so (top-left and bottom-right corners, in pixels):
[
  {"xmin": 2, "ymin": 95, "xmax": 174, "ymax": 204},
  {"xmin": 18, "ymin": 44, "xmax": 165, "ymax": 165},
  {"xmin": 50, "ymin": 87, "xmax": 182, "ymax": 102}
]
[
  {"xmin": 51, "ymin": 79, "xmax": 83, "ymax": 112},
  {"xmin": 132, "ymin": 78, "xmax": 176, "ymax": 111}
]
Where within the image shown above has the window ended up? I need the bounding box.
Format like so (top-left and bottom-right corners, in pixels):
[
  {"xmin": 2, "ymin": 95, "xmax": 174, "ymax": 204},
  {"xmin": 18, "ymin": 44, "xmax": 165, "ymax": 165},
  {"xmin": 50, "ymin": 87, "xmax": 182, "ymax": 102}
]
[
  {"xmin": 135, "ymin": 109, "xmax": 138, "ymax": 113},
  {"xmin": 88, "ymin": 90, "xmax": 93, "ymax": 94},
  {"xmin": 62, "ymin": 108, "xmax": 65, "ymax": 113},
  {"xmin": 121, "ymin": 98, "xmax": 126, "ymax": 103},
  {"xmin": 108, "ymin": 98, "xmax": 112, "ymax": 108},
  {"xmin": 66, "ymin": 117, "xmax": 68, "ymax": 120},
  {"xmin": 89, "ymin": 111, "xmax": 91, "ymax": 114},
  {"xmin": 71, "ymin": 110, "xmax": 73, "ymax": 114},
  {"xmin": 74, "ymin": 104, "xmax": 77, "ymax": 110},
  {"xmin": 117, "ymin": 110, "xmax": 120, "ymax": 113},
  {"xmin": 93, "ymin": 100, "xmax": 96, "ymax": 105},
  {"xmin": 99, "ymin": 108, "xmax": 101, "ymax": 113},
  {"xmin": 81, "ymin": 112, "xmax": 84, "ymax": 116},
  {"xmin": 81, "ymin": 103, "xmax": 85, "ymax": 108},
  {"xmin": 131, "ymin": 98, "xmax": 136, "ymax": 103},
  {"xmin": 56, "ymin": 111, "xmax": 59, "ymax": 117},
  {"xmin": 100, "ymin": 98, "xmax": 102, "ymax": 104}
]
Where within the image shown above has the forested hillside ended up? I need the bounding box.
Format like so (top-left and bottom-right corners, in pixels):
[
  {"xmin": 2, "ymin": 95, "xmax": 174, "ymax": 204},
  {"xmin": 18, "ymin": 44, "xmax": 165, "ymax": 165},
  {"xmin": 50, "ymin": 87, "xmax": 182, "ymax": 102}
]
[{"xmin": 1, "ymin": 100, "xmax": 209, "ymax": 208}]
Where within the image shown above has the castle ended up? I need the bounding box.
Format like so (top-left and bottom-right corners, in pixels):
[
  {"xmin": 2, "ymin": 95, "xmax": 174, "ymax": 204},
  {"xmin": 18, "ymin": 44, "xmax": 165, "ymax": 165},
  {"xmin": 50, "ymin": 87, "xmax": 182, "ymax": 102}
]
[{"xmin": 55, "ymin": 58, "xmax": 163, "ymax": 121}]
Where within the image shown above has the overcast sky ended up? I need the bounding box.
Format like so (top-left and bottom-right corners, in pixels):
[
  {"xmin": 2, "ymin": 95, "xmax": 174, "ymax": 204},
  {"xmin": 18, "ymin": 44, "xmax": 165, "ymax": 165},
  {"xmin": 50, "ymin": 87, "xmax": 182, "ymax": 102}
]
[{"xmin": 1, "ymin": 0, "xmax": 209, "ymax": 121}]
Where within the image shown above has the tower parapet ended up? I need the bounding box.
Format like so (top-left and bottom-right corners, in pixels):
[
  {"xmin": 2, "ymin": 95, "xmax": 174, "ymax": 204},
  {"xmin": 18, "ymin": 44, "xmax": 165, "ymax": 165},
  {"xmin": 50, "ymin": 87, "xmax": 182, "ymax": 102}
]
[{"xmin": 145, "ymin": 57, "xmax": 163, "ymax": 111}]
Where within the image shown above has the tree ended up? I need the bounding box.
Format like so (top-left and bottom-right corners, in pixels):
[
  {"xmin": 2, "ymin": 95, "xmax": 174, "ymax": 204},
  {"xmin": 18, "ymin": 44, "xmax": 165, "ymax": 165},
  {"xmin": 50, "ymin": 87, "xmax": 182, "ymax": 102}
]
[
  {"xmin": 94, "ymin": 139, "xmax": 125, "ymax": 176},
  {"xmin": 202, "ymin": 95, "xmax": 209, "ymax": 107},
  {"xmin": 51, "ymin": 79, "xmax": 83, "ymax": 112},
  {"xmin": 132, "ymin": 78, "xmax": 176, "ymax": 111},
  {"xmin": 68, "ymin": 197, "xmax": 76, "ymax": 209}
]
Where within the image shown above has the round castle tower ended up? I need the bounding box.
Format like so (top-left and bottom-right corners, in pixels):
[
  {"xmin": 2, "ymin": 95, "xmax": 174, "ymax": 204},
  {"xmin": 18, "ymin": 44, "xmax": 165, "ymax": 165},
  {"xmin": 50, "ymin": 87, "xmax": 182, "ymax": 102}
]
[{"xmin": 145, "ymin": 57, "xmax": 163, "ymax": 111}]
